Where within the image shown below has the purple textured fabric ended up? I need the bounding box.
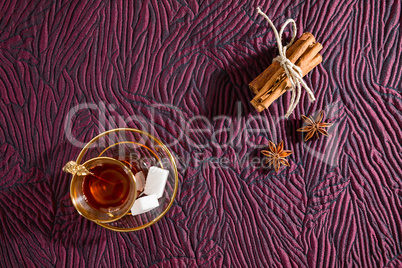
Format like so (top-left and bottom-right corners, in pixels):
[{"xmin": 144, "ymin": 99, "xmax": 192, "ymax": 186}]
[{"xmin": 1, "ymin": 0, "xmax": 402, "ymax": 267}]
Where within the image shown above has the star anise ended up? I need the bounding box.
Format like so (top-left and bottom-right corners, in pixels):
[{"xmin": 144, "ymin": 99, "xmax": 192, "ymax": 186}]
[
  {"xmin": 261, "ymin": 141, "xmax": 293, "ymax": 173},
  {"xmin": 297, "ymin": 111, "xmax": 333, "ymax": 141}
]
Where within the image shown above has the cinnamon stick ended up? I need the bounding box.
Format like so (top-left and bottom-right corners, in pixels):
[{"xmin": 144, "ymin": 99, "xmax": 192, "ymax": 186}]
[
  {"xmin": 296, "ymin": 42, "xmax": 323, "ymax": 66},
  {"xmin": 254, "ymin": 54, "xmax": 322, "ymax": 112},
  {"xmin": 249, "ymin": 32, "xmax": 323, "ymax": 112},
  {"xmin": 253, "ymin": 34, "xmax": 316, "ymax": 101},
  {"xmin": 249, "ymin": 32, "xmax": 314, "ymax": 94}
]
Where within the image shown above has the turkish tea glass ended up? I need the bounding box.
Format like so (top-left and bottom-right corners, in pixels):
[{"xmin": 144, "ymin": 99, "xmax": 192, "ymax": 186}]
[
  {"xmin": 69, "ymin": 128, "xmax": 178, "ymax": 232},
  {"xmin": 69, "ymin": 157, "xmax": 137, "ymax": 223}
]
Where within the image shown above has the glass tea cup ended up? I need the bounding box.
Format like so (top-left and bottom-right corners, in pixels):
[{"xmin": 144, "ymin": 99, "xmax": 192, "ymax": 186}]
[
  {"xmin": 64, "ymin": 157, "xmax": 137, "ymax": 223},
  {"xmin": 64, "ymin": 128, "xmax": 178, "ymax": 232}
]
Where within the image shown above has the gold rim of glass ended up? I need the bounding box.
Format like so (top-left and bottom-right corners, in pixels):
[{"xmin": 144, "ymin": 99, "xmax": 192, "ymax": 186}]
[
  {"xmin": 74, "ymin": 128, "xmax": 179, "ymax": 232},
  {"xmin": 70, "ymin": 156, "xmax": 137, "ymax": 224}
]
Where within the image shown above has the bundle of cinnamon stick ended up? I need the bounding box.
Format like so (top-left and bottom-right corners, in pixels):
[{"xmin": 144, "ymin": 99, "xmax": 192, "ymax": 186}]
[{"xmin": 249, "ymin": 32, "xmax": 322, "ymax": 112}]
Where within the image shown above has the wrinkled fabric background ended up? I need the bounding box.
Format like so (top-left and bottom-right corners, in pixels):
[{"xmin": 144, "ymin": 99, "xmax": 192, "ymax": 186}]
[{"xmin": 1, "ymin": 0, "xmax": 401, "ymax": 267}]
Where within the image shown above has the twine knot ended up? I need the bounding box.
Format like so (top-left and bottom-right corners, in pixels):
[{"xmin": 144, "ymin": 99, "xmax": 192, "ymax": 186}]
[{"xmin": 256, "ymin": 7, "xmax": 316, "ymax": 118}]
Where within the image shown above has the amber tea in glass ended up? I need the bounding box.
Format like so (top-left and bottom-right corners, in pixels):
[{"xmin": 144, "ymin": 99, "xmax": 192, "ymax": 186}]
[
  {"xmin": 82, "ymin": 161, "xmax": 133, "ymax": 212},
  {"xmin": 68, "ymin": 157, "xmax": 137, "ymax": 223}
]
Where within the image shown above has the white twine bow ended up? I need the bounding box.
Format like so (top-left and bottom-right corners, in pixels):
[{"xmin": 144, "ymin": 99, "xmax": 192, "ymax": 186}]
[{"xmin": 256, "ymin": 7, "xmax": 316, "ymax": 118}]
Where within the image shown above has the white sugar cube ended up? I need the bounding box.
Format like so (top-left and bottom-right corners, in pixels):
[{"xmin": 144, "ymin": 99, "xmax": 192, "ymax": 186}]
[
  {"xmin": 143, "ymin": 166, "xmax": 169, "ymax": 198},
  {"xmin": 131, "ymin": 194, "xmax": 159, "ymax": 216},
  {"xmin": 135, "ymin": 171, "xmax": 146, "ymax": 192}
]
